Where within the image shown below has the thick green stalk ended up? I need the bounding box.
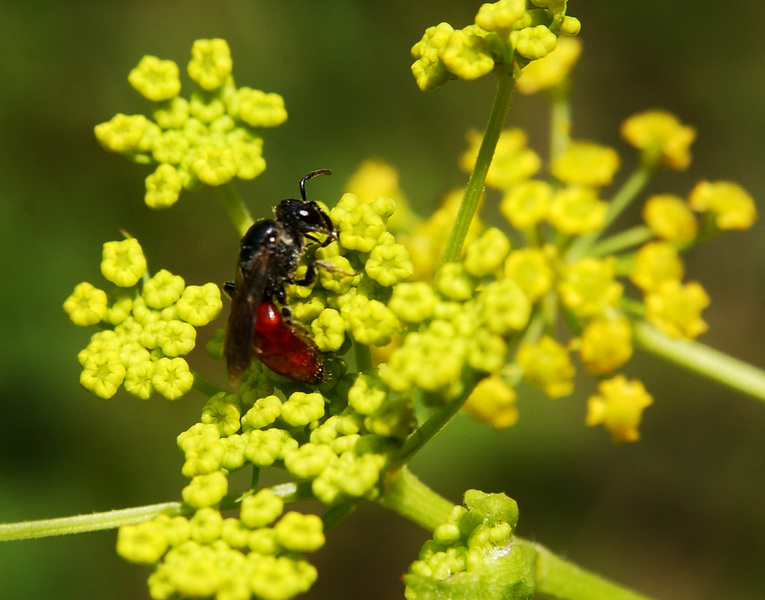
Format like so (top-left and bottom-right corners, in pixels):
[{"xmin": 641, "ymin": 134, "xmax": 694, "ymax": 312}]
[
  {"xmin": 527, "ymin": 540, "xmax": 657, "ymax": 600},
  {"xmin": 441, "ymin": 73, "xmax": 515, "ymax": 264},
  {"xmin": 379, "ymin": 468, "xmax": 657, "ymax": 600},
  {"xmin": 634, "ymin": 321, "xmax": 765, "ymax": 402}
]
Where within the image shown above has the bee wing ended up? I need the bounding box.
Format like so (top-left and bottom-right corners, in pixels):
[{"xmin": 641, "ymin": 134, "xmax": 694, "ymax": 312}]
[{"xmin": 224, "ymin": 244, "xmax": 275, "ymax": 384}]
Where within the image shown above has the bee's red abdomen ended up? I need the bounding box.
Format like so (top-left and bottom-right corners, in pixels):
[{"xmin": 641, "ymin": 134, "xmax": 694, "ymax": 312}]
[{"xmin": 253, "ymin": 301, "xmax": 325, "ymax": 384}]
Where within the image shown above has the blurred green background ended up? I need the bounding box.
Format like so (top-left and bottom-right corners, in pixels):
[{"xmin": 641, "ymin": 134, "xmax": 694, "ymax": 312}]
[{"xmin": 1, "ymin": 2, "xmax": 764, "ymax": 599}]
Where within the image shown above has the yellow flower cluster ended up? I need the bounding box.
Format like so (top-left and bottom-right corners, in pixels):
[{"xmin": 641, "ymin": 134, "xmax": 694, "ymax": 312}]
[
  {"xmin": 410, "ymin": 0, "xmax": 580, "ymax": 92},
  {"xmin": 95, "ymin": 39, "xmax": 287, "ymax": 208},
  {"xmin": 64, "ymin": 238, "xmax": 222, "ymax": 400}
]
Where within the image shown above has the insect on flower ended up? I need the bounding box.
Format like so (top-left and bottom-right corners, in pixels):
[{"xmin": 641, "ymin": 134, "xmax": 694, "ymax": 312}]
[{"xmin": 224, "ymin": 169, "xmax": 336, "ymax": 384}]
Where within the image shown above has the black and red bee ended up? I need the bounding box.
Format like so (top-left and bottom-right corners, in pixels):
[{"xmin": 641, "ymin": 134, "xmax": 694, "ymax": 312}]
[{"xmin": 224, "ymin": 169, "xmax": 336, "ymax": 385}]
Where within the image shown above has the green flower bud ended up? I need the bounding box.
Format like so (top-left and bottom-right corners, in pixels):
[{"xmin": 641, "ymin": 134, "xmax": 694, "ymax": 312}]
[
  {"xmin": 348, "ymin": 298, "xmax": 398, "ymax": 346},
  {"xmin": 117, "ymin": 520, "xmax": 169, "ymax": 564},
  {"xmin": 514, "ymin": 25, "xmax": 558, "ymax": 60},
  {"xmin": 151, "ymin": 356, "xmax": 194, "ymax": 400},
  {"xmin": 435, "ymin": 263, "xmax": 475, "ymax": 301},
  {"xmin": 201, "ymin": 392, "xmax": 242, "ymax": 437},
  {"xmin": 101, "ymin": 238, "xmax": 147, "ymax": 287},
  {"xmin": 128, "ymin": 55, "xmax": 181, "ymax": 102},
  {"xmin": 240, "ymin": 488, "xmax": 284, "ymax": 529},
  {"xmin": 64, "ymin": 282, "xmax": 108, "ymax": 326},
  {"xmin": 280, "ymin": 392, "xmax": 326, "ymax": 428},
  {"xmin": 182, "ymin": 472, "xmax": 229, "ymax": 509},
  {"xmin": 187, "ymin": 38, "xmax": 232, "ymax": 91},
  {"xmin": 463, "ymin": 227, "xmax": 511, "ymax": 277},
  {"xmin": 283, "ymin": 441, "xmax": 335, "ymax": 479},
  {"xmin": 243, "ymin": 428, "xmax": 297, "ymax": 467},
  {"xmin": 241, "ymin": 394, "xmax": 282, "ymax": 430},
  {"xmin": 274, "ymin": 512, "xmax": 325, "ymax": 553},
  {"xmin": 189, "ymin": 506, "xmax": 224, "ymax": 543},
  {"xmin": 365, "ymin": 238, "xmax": 414, "ymax": 286}
]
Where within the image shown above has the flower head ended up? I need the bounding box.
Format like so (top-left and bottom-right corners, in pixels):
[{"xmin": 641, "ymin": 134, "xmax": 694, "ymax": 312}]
[
  {"xmin": 586, "ymin": 376, "xmax": 653, "ymax": 443},
  {"xmin": 621, "ymin": 110, "xmax": 696, "ymax": 170}
]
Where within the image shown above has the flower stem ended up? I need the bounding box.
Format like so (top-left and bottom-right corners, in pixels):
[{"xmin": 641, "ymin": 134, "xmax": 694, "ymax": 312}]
[
  {"xmin": 0, "ymin": 502, "xmax": 184, "ymax": 542},
  {"xmin": 634, "ymin": 321, "xmax": 765, "ymax": 402},
  {"xmin": 378, "ymin": 467, "xmax": 455, "ymax": 531},
  {"xmin": 441, "ymin": 73, "xmax": 515, "ymax": 264},
  {"xmin": 526, "ymin": 539, "xmax": 658, "ymax": 600},
  {"xmin": 567, "ymin": 164, "xmax": 653, "ymax": 260},
  {"xmin": 217, "ymin": 182, "xmax": 254, "ymax": 236},
  {"xmin": 398, "ymin": 372, "xmax": 481, "ymax": 466}
]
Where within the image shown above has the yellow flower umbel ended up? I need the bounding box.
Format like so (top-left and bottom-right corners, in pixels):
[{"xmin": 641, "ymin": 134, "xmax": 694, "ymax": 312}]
[
  {"xmin": 95, "ymin": 38, "xmax": 283, "ymax": 212},
  {"xmin": 65, "ymin": 238, "xmax": 221, "ymax": 400},
  {"xmin": 586, "ymin": 376, "xmax": 653, "ymax": 444}
]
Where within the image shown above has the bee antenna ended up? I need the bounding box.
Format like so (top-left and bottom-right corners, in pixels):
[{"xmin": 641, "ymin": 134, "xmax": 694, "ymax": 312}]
[{"xmin": 299, "ymin": 169, "xmax": 332, "ymax": 202}]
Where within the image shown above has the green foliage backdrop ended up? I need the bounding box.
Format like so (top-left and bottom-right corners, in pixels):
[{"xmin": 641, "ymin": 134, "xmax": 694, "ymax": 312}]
[{"xmin": 1, "ymin": 2, "xmax": 764, "ymax": 599}]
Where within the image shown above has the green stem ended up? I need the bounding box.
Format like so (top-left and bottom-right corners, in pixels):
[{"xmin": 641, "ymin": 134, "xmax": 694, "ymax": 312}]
[
  {"xmin": 354, "ymin": 342, "xmax": 373, "ymax": 372},
  {"xmin": 0, "ymin": 482, "xmax": 316, "ymax": 543},
  {"xmin": 589, "ymin": 225, "xmax": 653, "ymax": 258},
  {"xmin": 217, "ymin": 182, "xmax": 254, "ymax": 236},
  {"xmin": 441, "ymin": 73, "xmax": 515, "ymax": 264},
  {"xmin": 634, "ymin": 321, "xmax": 765, "ymax": 402},
  {"xmin": 567, "ymin": 164, "xmax": 653, "ymax": 260},
  {"xmin": 549, "ymin": 92, "xmax": 572, "ymax": 160},
  {"xmin": 0, "ymin": 502, "xmax": 184, "ymax": 542},
  {"xmin": 398, "ymin": 372, "xmax": 481, "ymax": 465},
  {"xmin": 526, "ymin": 539, "xmax": 657, "ymax": 600},
  {"xmin": 192, "ymin": 371, "xmax": 225, "ymax": 397},
  {"xmin": 378, "ymin": 467, "xmax": 455, "ymax": 531}
]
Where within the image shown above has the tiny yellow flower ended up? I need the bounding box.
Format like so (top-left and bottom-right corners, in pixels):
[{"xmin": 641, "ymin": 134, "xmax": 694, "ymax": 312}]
[
  {"xmin": 128, "ymin": 55, "xmax": 181, "ymax": 102},
  {"xmin": 516, "ymin": 335, "xmax": 575, "ymax": 398},
  {"xmin": 80, "ymin": 350, "xmax": 126, "ymax": 399},
  {"xmin": 629, "ymin": 241, "xmax": 684, "ymax": 292},
  {"xmin": 64, "ymin": 282, "xmax": 108, "ymax": 326},
  {"xmin": 463, "ymin": 227, "xmax": 511, "ymax": 277},
  {"xmin": 642, "ymin": 193, "xmax": 697, "ymax": 242},
  {"xmin": 463, "ymin": 374, "xmax": 518, "ymax": 429},
  {"xmin": 513, "ymin": 25, "xmax": 558, "ymax": 61},
  {"xmin": 410, "ymin": 23, "xmax": 454, "ymax": 92},
  {"xmin": 229, "ymin": 87, "xmax": 288, "ymax": 128},
  {"xmin": 504, "ymin": 247, "xmax": 554, "ymax": 302},
  {"xmin": 558, "ymin": 257, "xmax": 622, "ymax": 317},
  {"xmin": 94, "ymin": 113, "xmax": 151, "ymax": 154},
  {"xmin": 620, "ymin": 110, "xmax": 696, "ymax": 170},
  {"xmin": 586, "ymin": 375, "xmax": 653, "ymax": 444},
  {"xmin": 516, "ymin": 36, "xmax": 582, "ymax": 95},
  {"xmin": 460, "ymin": 128, "xmax": 541, "ymax": 190},
  {"xmin": 645, "ymin": 280, "xmax": 710, "ymax": 339},
  {"xmin": 439, "ymin": 30, "xmax": 495, "ymax": 81},
  {"xmin": 175, "ymin": 283, "xmax": 223, "ymax": 326},
  {"xmin": 116, "ymin": 520, "xmax": 169, "ymax": 564},
  {"xmin": 187, "ymin": 38, "xmax": 232, "ymax": 91},
  {"xmin": 145, "ymin": 164, "xmax": 184, "ymax": 209},
  {"xmin": 547, "ymin": 187, "xmax": 608, "ymax": 235},
  {"xmin": 191, "ymin": 144, "xmax": 237, "ymax": 186},
  {"xmin": 500, "ymin": 180, "xmax": 553, "ymax": 229},
  {"xmin": 549, "ymin": 141, "xmax": 621, "ymax": 188},
  {"xmin": 475, "ymin": 0, "xmax": 526, "ymax": 32},
  {"xmin": 688, "ymin": 180, "xmax": 757, "ymax": 230},
  {"xmin": 578, "ymin": 317, "xmax": 633, "ymax": 375},
  {"xmin": 101, "ymin": 238, "xmax": 147, "ymax": 287}
]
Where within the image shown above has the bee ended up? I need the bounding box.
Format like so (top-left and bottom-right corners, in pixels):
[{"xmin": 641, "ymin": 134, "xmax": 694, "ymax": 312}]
[{"xmin": 224, "ymin": 169, "xmax": 336, "ymax": 384}]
